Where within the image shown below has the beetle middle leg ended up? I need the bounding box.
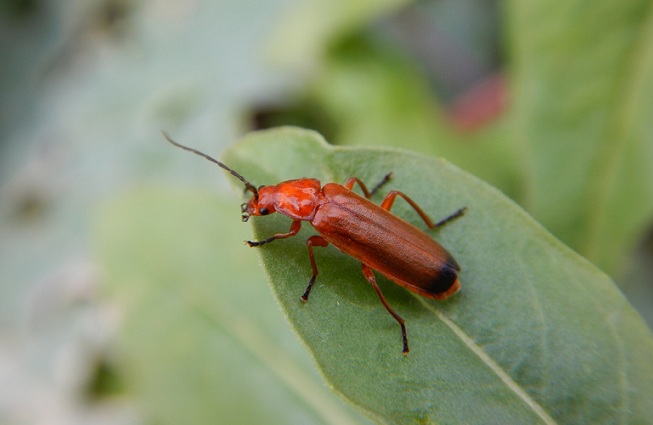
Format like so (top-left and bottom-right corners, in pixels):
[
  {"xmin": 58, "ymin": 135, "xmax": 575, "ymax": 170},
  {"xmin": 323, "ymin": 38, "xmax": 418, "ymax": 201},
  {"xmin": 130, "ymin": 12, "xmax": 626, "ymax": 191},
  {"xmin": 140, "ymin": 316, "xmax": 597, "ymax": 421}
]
[
  {"xmin": 300, "ymin": 235, "xmax": 329, "ymax": 302},
  {"xmin": 361, "ymin": 264, "xmax": 409, "ymax": 355}
]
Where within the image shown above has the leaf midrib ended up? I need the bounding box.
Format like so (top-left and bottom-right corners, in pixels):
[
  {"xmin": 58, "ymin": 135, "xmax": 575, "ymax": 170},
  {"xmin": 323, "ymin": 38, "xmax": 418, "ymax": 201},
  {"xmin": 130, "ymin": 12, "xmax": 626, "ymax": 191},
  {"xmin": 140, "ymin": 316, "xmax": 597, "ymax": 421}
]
[
  {"xmin": 173, "ymin": 279, "xmax": 364, "ymax": 425},
  {"xmin": 417, "ymin": 297, "xmax": 559, "ymax": 425}
]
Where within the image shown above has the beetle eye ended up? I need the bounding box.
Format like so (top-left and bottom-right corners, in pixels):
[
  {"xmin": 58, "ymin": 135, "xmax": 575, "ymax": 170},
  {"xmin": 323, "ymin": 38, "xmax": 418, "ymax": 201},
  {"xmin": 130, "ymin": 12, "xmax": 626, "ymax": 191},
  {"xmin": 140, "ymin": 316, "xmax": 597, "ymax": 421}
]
[{"xmin": 259, "ymin": 207, "xmax": 269, "ymax": 215}]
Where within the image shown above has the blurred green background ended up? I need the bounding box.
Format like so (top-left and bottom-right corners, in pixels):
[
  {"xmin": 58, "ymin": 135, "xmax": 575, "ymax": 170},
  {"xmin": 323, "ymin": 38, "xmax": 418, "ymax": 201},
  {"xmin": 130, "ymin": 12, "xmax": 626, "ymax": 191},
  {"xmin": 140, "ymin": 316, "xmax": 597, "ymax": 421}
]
[{"xmin": 1, "ymin": 0, "xmax": 651, "ymax": 424}]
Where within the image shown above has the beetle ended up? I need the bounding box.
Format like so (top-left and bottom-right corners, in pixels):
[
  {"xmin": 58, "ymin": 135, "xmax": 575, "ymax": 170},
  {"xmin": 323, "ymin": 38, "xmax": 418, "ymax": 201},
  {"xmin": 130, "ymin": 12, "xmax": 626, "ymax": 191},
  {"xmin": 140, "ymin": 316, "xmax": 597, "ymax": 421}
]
[{"xmin": 164, "ymin": 132, "xmax": 465, "ymax": 354}]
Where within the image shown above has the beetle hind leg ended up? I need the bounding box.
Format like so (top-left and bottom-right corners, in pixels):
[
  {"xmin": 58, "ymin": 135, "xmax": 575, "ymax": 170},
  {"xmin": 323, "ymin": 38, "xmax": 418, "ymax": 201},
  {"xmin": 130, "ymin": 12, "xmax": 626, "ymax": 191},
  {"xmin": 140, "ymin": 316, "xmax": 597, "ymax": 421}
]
[
  {"xmin": 361, "ymin": 264, "xmax": 409, "ymax": 355},
  {"xmin": 433, "ymin": 207, "xmax": 467, "ymax": 229},
  {"xmin": 301, "ymin": 235, "xmax": 329, "ymax": 302},
  {"xmin": 380, "ymin": 191, "xmax": 466, "ymax": 231}
]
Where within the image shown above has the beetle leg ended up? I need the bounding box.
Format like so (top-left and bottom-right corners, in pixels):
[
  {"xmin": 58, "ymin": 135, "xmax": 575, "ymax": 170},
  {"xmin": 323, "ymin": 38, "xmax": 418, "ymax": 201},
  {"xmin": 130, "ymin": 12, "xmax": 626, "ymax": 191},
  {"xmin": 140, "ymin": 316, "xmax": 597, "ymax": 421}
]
[
  {"xmin": 380, "ymin": 191, "xmax": 466, "ymax": 230},
  {"xmin": 301, "ymin": 235, "xmax": 329, "ymax": 302},
  {"xmin": 368, "ymin": 173, "xmax": 393, "ymax": 197},
  {"xmin": 433, "ymin": 207, "xmax": 467, "ymax": 228},
  {"xmin": 343, "ymin": 173, "xmax": 392, "ymax": 198},
  {"xmin": 380, "ymin": 191, "xmax": 435, "ymax": 228},
  {"xmin": 361, "ymin": 264, "xmax": 409, "ymax": 355},
  {"xmin": 246, "ymin": 220, "xmax": 302, "ymax": 247}
]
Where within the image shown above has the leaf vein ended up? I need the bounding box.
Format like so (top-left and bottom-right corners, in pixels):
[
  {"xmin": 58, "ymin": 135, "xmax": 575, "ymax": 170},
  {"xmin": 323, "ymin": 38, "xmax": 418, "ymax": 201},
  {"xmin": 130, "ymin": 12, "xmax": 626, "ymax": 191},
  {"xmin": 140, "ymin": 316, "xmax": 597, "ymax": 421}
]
[{"xmin": 417, "ymin": 299, "xmax": 558, "ymax": 425}]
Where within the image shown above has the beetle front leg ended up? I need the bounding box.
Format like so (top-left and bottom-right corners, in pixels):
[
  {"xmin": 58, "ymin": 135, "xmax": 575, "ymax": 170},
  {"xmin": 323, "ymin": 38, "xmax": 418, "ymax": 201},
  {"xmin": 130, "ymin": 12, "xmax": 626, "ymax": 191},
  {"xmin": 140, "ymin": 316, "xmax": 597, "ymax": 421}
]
[
  {"xmin": 301, "ymin": 235, "xmax": 329, "ymax": 302},
  {"xmin": 246, "ymin": 220, "xmax": 302, "ymax": 247},
  {"xmin": 361, "ymin": 264, "xmax": 409, "ymax": 355}
]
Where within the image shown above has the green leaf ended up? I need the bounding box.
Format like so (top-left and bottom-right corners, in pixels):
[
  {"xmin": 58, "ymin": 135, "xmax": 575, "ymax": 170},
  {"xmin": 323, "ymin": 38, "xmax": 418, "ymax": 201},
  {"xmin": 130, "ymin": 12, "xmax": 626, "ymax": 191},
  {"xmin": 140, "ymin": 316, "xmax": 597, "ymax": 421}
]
[
  {"xmin": 313, "ymin": 42, "xmax": 521, "ymax": 198},
  {"xmin": 273, "ymin": 32, "xmax": 523, "ymax": 204},
  {"xmin": 222, "ymin": 127, "xmax": 653, "ymax": 424},
  {"xmin": 267, "ymin": 0, "xmax": 410, "ymax": 68},
  {"xmin": 267, "ymin": 0, "xmax": 653, "ymax": 279},
  {"xmin": 95, "ymin": 188, "xmax": 373, "ymax": 425},
  {"xmin": 508, "ymin": 0, "xmax": 653, "ymax": 275}
]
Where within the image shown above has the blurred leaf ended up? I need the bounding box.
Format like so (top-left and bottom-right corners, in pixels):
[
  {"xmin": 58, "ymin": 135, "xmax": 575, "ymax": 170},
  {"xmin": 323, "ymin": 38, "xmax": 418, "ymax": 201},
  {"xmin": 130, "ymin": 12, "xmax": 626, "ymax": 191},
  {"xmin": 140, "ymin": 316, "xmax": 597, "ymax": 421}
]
[
  {"xmin": 297, "ymin": 35, "xmax": 522, "ymax": 199},
  {"xmin": 95, "ymin": 188, "xmax": 373, "ymax": 425},
  {"xmin": 0, "ymin": 0, "xmax": 311, "ymax": 420},
  {"xmin": 508, "ymin": 0, "xmax": 653, "ymax": 275},
  {"xmin": 222, "ymin": 127, "xmax": 653, "ymax": 424},
  {"xmin": 267, "ymin": 0, "xmax": 653, "ymax": 282},
  {"xmin": 268, "ymin": 0, "xmax": 410, "ymax": 69}
]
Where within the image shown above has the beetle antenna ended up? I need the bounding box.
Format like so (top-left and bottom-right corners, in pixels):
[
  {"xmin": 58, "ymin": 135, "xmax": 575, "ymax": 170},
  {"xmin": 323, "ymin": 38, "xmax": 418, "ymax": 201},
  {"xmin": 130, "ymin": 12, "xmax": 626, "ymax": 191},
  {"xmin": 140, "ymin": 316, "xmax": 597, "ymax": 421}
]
[{"xmin": 162, "ymin": 131, "xmax": 258, "ymax": 199}]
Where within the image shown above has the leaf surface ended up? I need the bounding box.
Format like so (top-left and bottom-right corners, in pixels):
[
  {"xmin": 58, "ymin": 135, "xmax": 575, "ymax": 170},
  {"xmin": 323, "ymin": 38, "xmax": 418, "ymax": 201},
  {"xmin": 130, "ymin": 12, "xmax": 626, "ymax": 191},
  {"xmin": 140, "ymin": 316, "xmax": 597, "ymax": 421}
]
[
  {"xmin": 222, "ymin": 127, "xmax": 653, "ymax": 424},
  {"xmin": 95, "ymin": 189, "xmax": 373, "ymax": 425}
]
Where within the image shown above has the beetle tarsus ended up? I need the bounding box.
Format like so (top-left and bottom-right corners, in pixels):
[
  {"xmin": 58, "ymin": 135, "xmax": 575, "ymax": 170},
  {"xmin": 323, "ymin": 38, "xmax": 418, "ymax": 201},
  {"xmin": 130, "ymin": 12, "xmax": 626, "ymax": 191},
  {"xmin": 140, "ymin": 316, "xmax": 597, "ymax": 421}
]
[
  {"xmin": 369, "ymin": 172, "xmax": 393, "ymax": 197},
  {"xmin": 246, "ymin": 239, "xmax": 270, "ymax": 247},
  {"xmin": 301, "ymin": 276, "xmax": 316, "ymax": 303},
  {"xmin": 434, "ymin": 207, "xmax": 467, "ymax": 229},
  {"xmin": 401, "ymin": 329, "xmax": 409, "ymax": 355}
]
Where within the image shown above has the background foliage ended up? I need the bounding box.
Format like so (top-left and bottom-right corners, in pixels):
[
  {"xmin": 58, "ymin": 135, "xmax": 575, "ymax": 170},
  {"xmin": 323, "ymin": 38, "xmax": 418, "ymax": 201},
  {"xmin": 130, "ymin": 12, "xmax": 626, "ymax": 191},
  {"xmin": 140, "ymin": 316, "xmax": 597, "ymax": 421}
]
[{"xmin": 1, "ymin": 0, "xmax": 652, "ymax": 424}]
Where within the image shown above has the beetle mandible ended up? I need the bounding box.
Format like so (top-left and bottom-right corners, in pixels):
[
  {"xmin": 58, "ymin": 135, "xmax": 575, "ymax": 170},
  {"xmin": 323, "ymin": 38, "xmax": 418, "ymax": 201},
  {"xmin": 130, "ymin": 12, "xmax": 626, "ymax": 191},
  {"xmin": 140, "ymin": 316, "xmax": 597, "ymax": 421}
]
[{"xmin": 164, "ymin": 132, "xmax": 466, "ymax": 354}]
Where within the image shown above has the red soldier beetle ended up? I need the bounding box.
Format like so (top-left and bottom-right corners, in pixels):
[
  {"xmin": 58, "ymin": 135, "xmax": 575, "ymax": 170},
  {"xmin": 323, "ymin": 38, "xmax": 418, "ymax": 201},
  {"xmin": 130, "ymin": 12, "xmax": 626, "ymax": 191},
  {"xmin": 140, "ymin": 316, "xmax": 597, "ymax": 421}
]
[{"xmin": 164, "ymin": 132, "xmax": 466, "ymax": 354}]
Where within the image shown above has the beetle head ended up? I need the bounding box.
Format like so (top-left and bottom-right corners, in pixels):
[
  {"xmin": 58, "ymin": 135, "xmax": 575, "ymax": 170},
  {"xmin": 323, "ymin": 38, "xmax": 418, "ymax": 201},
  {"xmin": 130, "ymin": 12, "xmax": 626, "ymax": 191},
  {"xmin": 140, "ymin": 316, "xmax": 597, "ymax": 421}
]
[{"xmin": 241, "ymin": 186, "xmax": 276, "ymax": 222}]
